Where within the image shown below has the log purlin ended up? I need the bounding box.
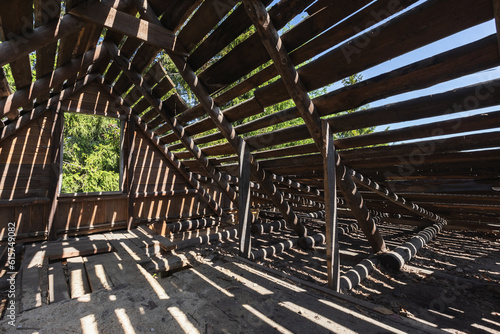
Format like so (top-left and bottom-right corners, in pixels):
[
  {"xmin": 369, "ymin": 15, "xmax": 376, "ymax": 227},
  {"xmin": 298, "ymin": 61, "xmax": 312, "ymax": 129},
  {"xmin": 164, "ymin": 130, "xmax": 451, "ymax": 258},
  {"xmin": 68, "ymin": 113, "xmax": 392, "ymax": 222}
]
[
  {"xmin": 0, "ymin": 45, "xmax": 108, "ymax": 120},
  {"xmin": 243, "ymin": 0, "xmax": 386, "ymax": 252},
  {"xmin": 124, "ymin": 0, "xmax": 308, "ymax": 237},
  {"xmin": 103, "ymin": 41, "xmax": 239, "ymax": 207},
  {"xmin": 349, "ymin": 170, "xmax": 448, "ymax": 225},
  {"xmin": 95, "ymin": 78, "xmax": 228, "ymax": 218},
  {"xmin": 168, "ymin": 47, "xmax": 308, "ymax": 237}
]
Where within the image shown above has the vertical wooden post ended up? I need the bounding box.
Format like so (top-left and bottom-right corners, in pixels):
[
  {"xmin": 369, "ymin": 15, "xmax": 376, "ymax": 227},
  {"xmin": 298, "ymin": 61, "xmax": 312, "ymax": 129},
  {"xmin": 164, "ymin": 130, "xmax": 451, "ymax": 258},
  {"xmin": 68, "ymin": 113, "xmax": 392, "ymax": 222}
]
[
  {"xmin": 322, "ymin": 120, "xmax": 340, "ymax": 291},
  {"xmin": 238, "ymin": 140, "xmax": 252, "ymax": 259},
  {"xmin": 127, "ymin": 118, "xmax": 136, "ymax": 230},
  {"xmin": 47, "ymin": 107, "xmax": 63, "ymax": 240}
]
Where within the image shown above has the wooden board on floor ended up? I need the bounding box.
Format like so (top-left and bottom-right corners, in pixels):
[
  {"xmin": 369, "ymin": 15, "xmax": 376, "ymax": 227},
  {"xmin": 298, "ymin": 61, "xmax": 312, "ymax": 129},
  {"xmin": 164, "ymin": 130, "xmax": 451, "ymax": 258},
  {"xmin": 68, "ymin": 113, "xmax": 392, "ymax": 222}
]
[
  {"xmin": 124, "ymin": 231, "xmax": 160, "ymax": 257},
  {"xmin": 48, "ymin": 262, "xmax": 69, "ymax": 304},
  {"xmin": 83, "ymin": 255, "xmax": 114, "ymax": 292},
  {"xmin": 104, "ymin": 232, "xmax": 152, "ymax": 265},
  {"xmin": 128, "ymin": 227, "xmax": 164, "ymax": 252},
  {"xmin": 19, "ymin": 245, "xmax": 45, "ymax": 312},
  {"xmin": 66, "ymin": 256, "xmax": 91, "ymax": 299},
  {"xmin": 45, "ymin": 240, "xmax": 113, "ymax": 260},
  {"xmin": 82, "ymin": 252, "xmax": 145, "ymax": 287},
  {"xmin": 137, "ymin": 225, "xmax": 176, "ymax": 251},
  {"xmin": 143, "ymin": 253, "xmax": 190, "ymax": 273}
]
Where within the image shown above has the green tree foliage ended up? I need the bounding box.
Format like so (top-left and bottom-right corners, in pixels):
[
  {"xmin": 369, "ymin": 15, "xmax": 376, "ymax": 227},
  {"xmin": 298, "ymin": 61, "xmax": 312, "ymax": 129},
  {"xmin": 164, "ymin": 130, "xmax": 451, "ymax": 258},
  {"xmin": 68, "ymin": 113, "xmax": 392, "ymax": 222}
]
[
  {"xmin": 62, "ymin": 113, "xmax": 121, "ymax": 193},
  {"xmin": 334, "ymin": 73, "xmax": 376, "ymax": 140}
]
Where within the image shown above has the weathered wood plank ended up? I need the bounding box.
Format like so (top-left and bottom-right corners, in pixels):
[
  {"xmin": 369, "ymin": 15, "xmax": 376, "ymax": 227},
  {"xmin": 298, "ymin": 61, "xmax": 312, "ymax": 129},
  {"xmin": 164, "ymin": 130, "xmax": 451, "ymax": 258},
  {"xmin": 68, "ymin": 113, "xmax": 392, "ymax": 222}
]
[
  {"xmin": 238, "ymin": 140, "xmax": 252, "ymax": 259},
  {"xmin": 69, "ymin": 2, "xmax": 187, "ymax": 56},
  {"xmin": 0, "ymin": 46, "xmax": 107, "ymax": 119},
  {"xmin": 322, "ymin": 121, "xmax": 340, "ymax": 291},
  {"xmin": 19, "ymin": 245, "xmax": 45, "ymax": 312},
  {"xmin": 34, "ymin": 0, "xmax": 61, "ymax": 102},
  {"xmin": 196, "ymin": 0, "xmax": 312, "ymax": 81},
  {"xmin": 66, "ymin": 256, "xmax": 90, "ymax": 298},
  {"xmin": 0, "ymin": 0, "xmax": 130, "ymax": 70},
  {"xmin": 0, "ymin": 0, "xmax": 33, "ymax": 94},
  {"xmin": 44, "ymin": 239, "xmax": 113, "ymax": 260},
  {"xmin": 48, "ymin": 262, "xmax": 70, "ymax": 304},
  {"xmin": 104, "ymin": 232, "xmax": 151, "ymax": 264},
  {"xmin": 178, "ymin": 0, "xmax": 236, "ymax": 53},
  {"xmin": 188, "ymin": 0, "xmax": 270, "ymax": 71},
  {"xmin": 83, "ymin": 254, "xmax": 114, "ymax": 292},
  {"xmin": 136, "ymin": 225, "xmax": 176, "ymax": 252}
]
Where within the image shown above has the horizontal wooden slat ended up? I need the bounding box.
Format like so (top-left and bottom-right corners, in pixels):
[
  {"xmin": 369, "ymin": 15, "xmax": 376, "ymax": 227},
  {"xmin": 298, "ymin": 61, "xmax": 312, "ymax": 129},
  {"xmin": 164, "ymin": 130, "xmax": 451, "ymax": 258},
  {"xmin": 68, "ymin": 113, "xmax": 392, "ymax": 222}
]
[{"xmin": 69, "ymin": 2, "xmax": 187, "ymax": 56}]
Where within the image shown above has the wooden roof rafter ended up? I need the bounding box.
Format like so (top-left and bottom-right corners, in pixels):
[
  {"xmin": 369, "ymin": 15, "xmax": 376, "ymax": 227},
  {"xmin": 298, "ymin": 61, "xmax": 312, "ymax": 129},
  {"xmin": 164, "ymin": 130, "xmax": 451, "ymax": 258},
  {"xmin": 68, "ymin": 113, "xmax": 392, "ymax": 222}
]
[
  {"xmin": 95, "ymin": 76, "xmax": 228, "ymax": 218},
  {"xmin": 243, "ymin": 0, "xmax": 388, "ymax": 252},
  {"xmin": 125, "ymin": 1, "xmax": 308, "ymax": 237},
  {"xmin": 0, "ymin": 45, "xmax": 108, "ymax": 120},
  {"xmin": 96, "ymin": 76, "xmax": 226, "ymax": 217},
  {"xmin": 103, "ymin": 41, "xmax": 239, "ymax": 207},
  {"xmin": 0, "ymin": 73, "xmax": 99, "ymax": 144}
]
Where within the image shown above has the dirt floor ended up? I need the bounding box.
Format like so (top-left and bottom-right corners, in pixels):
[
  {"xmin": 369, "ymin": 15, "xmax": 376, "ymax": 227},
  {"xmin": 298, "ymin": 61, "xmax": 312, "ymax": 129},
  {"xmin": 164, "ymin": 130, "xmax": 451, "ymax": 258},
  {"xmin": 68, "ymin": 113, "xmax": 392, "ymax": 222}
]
[
  {"xmin": 0, "ymin": 239, "xmax": 439, "ymax": 334},
  {"xmin": 0, "ymin": 218, "xmax": 498, "ymax": 333},
  {"xmin": 210, "ymin": 217, "xmax": 500, "ymax": 334}
]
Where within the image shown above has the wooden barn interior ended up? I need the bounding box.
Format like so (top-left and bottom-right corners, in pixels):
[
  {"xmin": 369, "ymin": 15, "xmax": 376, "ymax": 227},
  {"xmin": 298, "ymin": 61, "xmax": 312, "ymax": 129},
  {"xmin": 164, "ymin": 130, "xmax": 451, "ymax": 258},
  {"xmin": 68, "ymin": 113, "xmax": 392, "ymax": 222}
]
[{"xmin": 0, "ymin": 0, "xmax": 499, "ymax": 332}]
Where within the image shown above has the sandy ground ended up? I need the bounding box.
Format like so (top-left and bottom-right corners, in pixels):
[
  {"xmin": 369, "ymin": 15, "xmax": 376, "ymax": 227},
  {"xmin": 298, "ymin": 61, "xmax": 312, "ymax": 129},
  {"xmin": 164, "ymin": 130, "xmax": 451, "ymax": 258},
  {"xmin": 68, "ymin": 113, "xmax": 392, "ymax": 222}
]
[
  {"xmin": 0, "ymin": 219, "xmax": 498, "ymax": 334},
  {"xmin": 216, "ymin": 219, "xmax": 500, "ymax": 334},
  {"xmin": 0, "ymin": 249, "xmax": 438, "ymax": 334}
]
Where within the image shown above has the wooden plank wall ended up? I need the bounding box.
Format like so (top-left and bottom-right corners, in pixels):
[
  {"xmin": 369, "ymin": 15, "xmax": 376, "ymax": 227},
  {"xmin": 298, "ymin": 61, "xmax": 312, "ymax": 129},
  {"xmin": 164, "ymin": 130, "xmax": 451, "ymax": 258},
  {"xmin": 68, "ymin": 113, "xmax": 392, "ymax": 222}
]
[
  {"xmin": 0, "ymin": 104, "xmax": 231, "ymax": 242},
  {"xmin": 0, "ymin": 112, "xmax": 53, "ymax": 240}
]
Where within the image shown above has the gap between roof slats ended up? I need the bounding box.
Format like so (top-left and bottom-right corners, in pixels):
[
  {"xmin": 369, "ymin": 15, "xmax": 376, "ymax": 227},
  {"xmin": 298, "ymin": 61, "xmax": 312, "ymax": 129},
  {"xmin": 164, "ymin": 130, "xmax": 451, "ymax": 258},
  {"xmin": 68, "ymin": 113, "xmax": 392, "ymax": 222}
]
[
  {"xmin": 172, "ymin": 0, "xmax": 496, "ymax": 153},
  {"xmin": 170, "ymin": 0, "xmax": 411, "ymax": 137}
]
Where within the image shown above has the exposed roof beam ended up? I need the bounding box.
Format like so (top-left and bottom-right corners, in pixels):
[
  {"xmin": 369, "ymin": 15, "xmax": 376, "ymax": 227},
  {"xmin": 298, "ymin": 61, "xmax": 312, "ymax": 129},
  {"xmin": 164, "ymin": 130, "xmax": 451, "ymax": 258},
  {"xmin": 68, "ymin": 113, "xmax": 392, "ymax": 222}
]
[
  {"xmin": 0, "ymin": 15, "xmax": 85, "ymax": 69},
  {"xmin": 131, "ymin": 3, "xmax": 307, "ymax": 237},
  {"xmin": 166, "ymin": 54, "xmax": 308, "ymax": 237},
  {"xmin": 134, "ymin": 115, "xmax": 227, "ymax": 218},
  {"xmin": 0, "ymin": 74, "xmax": 98, "ymax": 143},
  {"xmin": 242, "ymin": 0, "xmax": 385, "ymax": 251},
  {"xmin": 103, "ymin": 42, "xmax": 239, "ymax": 207},
  {"xmin": 69, "ymin": 1, "xmax": 187, "ymax": 56},
  {"xmin": 0, "ymin": 0, "xmax": 130, "ymax": 69},
  {"xmin": 97, "ymin": 76, "xmax": 226, "ymax": 217},
  {"xmin": 96, "ymin": 77, "xmax": 228, "ymax": 218},
  {"xmin": 0, "ymin": 45, "xmax": 108, "ymax": 120}
]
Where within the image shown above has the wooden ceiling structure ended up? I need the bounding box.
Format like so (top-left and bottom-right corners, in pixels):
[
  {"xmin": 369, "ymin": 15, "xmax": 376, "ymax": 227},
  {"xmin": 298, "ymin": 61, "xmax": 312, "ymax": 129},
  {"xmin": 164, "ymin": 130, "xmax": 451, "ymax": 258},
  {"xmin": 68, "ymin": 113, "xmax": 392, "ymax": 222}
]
[{"xmin": 0, "ymin": 0, "xmax": 499, "ymax": 289}]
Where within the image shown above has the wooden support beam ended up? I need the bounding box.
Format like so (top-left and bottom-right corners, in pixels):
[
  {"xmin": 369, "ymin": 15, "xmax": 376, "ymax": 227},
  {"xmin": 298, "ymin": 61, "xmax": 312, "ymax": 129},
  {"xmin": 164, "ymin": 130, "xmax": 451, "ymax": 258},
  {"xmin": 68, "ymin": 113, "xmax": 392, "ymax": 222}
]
[
  {"xmin": 322, "ymin": 120, "xmax": 340, "ymax": 292},
  {"xmin": 0, "ymin": 45, "xmax": 108, "ymax": 120},
  {"xmin": 170, "ymin": 54, "xmax": 307, "ymax": 238},
  {"xmin": 46, "ymin": 108, "xmax": 63, "ymax": 240},
  {"xmin": 69, "ymin": 2, "xmax": 187, "ymax": 56},
  {"xmin": 0, "ymin": 74, "xmax": 98, "ymax": 144},
  {"xmin": 129, "ymin": 3, "xmax": 307, "ymax": 236},
  {"xmin": 243, "ymin": 0, "xmax": 384, "ymax": 251},
  {"xmin": 127, "ymin": 119, "xmax": 136, "ymax": 230},
  {"xmin": 132, "ymin": 115, "xmax": 226, "ymax": 218},
  {"xmin": 135, "ymin": 2, "xmax": 307, "ymax": 237},
  {"xmin": 94, "ymin": 78, "xmax": 227, "ymax": 218},
  {"xmin": 0, "ymin": 0, "xmax": 129, "ymax": 69},
  {"xmin": 238, "ymin": 140, "xmax": 252, "ymax": 259},
  {"xmin": 104, "ymin": 42, "xmax": 238, "ymax": 207},
  {"xmin": 349, "ymin": 170, "xmax": 448, "ymax": 224}
]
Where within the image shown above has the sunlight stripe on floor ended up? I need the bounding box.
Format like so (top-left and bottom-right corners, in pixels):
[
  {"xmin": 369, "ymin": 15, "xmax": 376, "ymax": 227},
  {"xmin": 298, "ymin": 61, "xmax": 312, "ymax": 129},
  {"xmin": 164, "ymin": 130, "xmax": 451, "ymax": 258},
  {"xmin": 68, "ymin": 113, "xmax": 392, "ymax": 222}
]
[{"xmin": 243, "ymin": 304, "xmax": 294, "ymax": 334}]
